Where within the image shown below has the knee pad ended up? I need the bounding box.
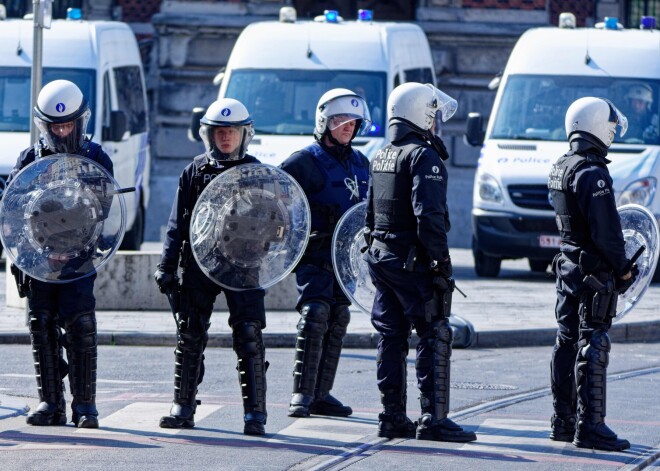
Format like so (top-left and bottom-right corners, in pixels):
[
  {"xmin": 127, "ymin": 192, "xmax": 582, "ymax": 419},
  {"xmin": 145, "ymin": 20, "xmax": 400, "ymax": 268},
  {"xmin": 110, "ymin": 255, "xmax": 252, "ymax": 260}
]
[
  {"xmin": 298, "ymin": 301, "xmax": 330, "ymax": 335},
  {"xmin": 581, "ymin": 330, "xmax": 610, "ymax": 368},
  {"xmin": 331, "ymin": 304, "xmax": 351, "ymax": 328},
  {"xmin": 29, "ymin": 310, "xmax": 55, "ymax": 336},
  {"xmin": 232, "ymin": 321, "xmax": 263, "ymax": 358},
  {"xmin": 65, "ymin": 312, "xmax": 96, "ymax": 350}
]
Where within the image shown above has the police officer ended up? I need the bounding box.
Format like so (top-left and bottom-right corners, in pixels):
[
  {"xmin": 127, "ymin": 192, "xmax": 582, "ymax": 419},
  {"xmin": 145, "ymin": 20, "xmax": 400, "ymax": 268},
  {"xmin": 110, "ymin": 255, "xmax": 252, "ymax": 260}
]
[
  {"xmin": 624, "ymin": 84, "xmax": 658, "ymax": 143},
  {"xmin": 548, "ymin": 97, "xmax": 637, "ymax": 451},
  {"xmin": 280, "ymin": 88, "xmax": 371, "ymax": 418},
  {"xmin": 9, "ymin": 80, "xmax": 113, "ymax": 428},
  {"xmin": 364, "ymin": 82, "xmax": 476, "ymax": 442},
  {"xmin": 154, "ymin": 99, "xmax": 269, "ymax": 435}
]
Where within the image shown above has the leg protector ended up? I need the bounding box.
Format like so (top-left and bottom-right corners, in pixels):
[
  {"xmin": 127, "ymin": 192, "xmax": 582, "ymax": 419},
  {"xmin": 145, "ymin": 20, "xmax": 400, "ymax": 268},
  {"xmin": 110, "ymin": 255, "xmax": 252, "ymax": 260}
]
[
  {"xmin": 310, "ymin": 304, "xmax": 352, "ymax": 417},
  {"xmin": 378, "ymin": 346, "xmax": 415, "ymax": 438},
  {"xmin": 550, "ymin": 338, "xmax": 577, "ymax": 441},
  {"xmin": 416, "ymin": 319, "xmax": 475, "ymax": 443},
  {"xmin": 160, "ymin": 303, "xmax": 211, "ymax": 429},
  {"xmin": 232, "ymin": 321, "xmax": 268, "ymax": 436},
  {"xmin": 26, "ymin": 310, "xmax": 67, "ymax": 426},
  {"xmin": 66, "ymin": 312, "xmax": 99, "ymax": 429},
  {"xmin": 289, "ymin": 300, "xmax": 329, "ymax": 417},
  {"xmin": 573, "ymin": 330, "xmax": 629, "ymax": 451}
]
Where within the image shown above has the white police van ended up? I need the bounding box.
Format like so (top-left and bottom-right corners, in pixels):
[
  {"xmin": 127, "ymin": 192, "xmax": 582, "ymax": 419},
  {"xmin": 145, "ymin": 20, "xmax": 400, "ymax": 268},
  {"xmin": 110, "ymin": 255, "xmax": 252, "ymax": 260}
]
[
  {"xmin": 0, "ymin": 9, "xmax": 150, "ymax": 250},
  {"xmin": 465, "ymin": 13, "xmax": 660, "ymax": 277},
  {"xmin": 195, "ymin": 7, "xmax": 435, "ymax": 164}
]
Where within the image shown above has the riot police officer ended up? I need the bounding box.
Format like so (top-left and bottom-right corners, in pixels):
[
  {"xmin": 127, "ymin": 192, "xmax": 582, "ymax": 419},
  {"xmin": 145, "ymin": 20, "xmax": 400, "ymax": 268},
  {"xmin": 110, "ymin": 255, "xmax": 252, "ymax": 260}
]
[
  {"xmin": 9, "ymin": 80, "xmax": 113, "ymax": 428},
  {"xmin": 548, "ymin": 97, "xmax": 637, "ymax": 451},
  {"xmin": 364, "ymin": 82, "xmax": 476, "ymax": 442},
  {"xmin": 280, "ymin": 88, "xmax": 371, "ymax": 418},
  {"xmin": 154, "ymin": 99, "xmax": 269, "ymax": 435}
]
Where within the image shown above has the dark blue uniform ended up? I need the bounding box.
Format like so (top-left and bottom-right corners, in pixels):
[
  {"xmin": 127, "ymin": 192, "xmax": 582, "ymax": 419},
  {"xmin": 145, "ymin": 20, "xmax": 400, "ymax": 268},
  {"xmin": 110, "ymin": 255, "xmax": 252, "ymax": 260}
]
[
  {"xmin": 364, "ymin": 121, "xmax": 461, "ymax": 436},
  {"xmin": 8, "ymin": 142, "xmax": 112, "ymax": 427},
  {"xmin": 548, "ymin": 136, "xmax": 631, "ymax": 449},
  {"xmin": 280, "ymin": 140, "xmax": 369, "ymax": 417},
  {"xmin": 159, "ymin": 152, "xmax": 268, "ymax": 429}
]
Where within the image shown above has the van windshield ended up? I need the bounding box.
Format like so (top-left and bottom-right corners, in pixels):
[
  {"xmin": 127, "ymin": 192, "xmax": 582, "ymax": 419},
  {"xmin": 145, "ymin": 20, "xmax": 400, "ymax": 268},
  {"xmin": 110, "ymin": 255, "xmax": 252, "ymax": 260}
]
[
  {"xmin": 225, "ymin": 69, "xmax": 387, "ymax": 137},
  {"xmin": 491, "ymin": 75, "xmax": 660, "ymax": 145},
  {"xmin": 0, "ymin": 67, "xmax": 96, "ymax": 134}
]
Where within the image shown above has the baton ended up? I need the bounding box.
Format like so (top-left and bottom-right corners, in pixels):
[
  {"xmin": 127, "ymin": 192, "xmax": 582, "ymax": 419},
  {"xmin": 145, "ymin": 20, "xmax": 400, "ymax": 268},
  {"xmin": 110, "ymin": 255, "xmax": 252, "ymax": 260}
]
[
  {"xmin": 454, "ymin": 281, "xmax": 467, "ymax": 298},
  {"xmin": 623, "ymin": 245, "xmax": 646, "ymax": 274},
  {"xmin": 112, "ymin": 187, "xmax": 136, "ymax": 195}
]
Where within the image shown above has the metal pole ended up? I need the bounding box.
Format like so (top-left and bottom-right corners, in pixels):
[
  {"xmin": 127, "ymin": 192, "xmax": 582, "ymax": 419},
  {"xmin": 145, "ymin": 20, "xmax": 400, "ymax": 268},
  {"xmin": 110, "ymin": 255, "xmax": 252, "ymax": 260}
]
[{"xmin": 29, "ymin": 0, "xmax": 43, "ymax": 145}]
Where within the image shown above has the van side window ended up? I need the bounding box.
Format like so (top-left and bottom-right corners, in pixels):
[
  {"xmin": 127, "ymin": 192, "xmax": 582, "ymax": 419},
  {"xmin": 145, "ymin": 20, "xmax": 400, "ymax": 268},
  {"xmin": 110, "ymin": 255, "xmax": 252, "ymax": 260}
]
[
  {"xmin": 102, "ymin": 72, "xmax": 112, "ymax": 130},
  {"xmin": 403, "ymin": 68, "xmax": 434, "ymax": 84},
  {"xmin": 113, "ymin": 66, "xmax": 147, "ymax": 134}
]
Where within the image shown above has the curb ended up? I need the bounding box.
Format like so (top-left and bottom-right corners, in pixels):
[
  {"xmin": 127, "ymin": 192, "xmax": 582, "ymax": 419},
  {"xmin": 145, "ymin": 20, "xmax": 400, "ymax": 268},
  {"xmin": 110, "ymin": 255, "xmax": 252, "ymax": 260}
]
[
  {"xmin": 0, "ymin": 394, "xmax": 29, "ymax": 420},
  {"xmin": 2, "ymin": 320, "xmax": 659, "ymax": 348}
]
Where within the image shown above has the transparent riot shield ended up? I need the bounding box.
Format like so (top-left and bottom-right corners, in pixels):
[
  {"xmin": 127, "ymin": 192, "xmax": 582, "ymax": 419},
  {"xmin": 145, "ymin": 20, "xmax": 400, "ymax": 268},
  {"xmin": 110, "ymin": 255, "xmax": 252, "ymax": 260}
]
[
  {"xmin": 616, "ymin": 204, "xmax": 660, "ymax": 320},
  {"xmin": 332, "ymin": 202, "xmax": 376, "ymax": 313},
  {"xmin": 190, "ymin": 163, "xmax": 310, "ymax": 291},
  {"xmin": 332, "ymin": 202, "xmax": 475, "ymax": 347},
  {"xmin": 0, "ymin": 154, "xmax": 127, "ymax": 283}
]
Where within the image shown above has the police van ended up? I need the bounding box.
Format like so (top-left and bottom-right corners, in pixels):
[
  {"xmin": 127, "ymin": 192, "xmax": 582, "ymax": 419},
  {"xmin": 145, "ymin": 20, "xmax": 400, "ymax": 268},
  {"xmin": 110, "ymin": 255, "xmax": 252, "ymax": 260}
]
[
  {"xmin": 195, "ymin": 7, "xmax": 436, "ymax": 165},
  {"xmin": 0, "ymin": 9, "xmax": 150, "ymax": 250},
  {"xmin": 465, "ymin": 13, "xmax": 660, "ymax": 277}
]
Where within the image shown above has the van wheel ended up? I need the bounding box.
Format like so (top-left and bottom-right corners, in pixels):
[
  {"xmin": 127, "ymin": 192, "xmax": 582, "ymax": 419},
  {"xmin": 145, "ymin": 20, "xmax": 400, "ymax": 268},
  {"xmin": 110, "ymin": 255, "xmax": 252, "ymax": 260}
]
[
  {"xmin": 472, "ymin": 240, "xmax": 501, "ymax": 278},
  {"xmin": 528, "ymin": 259, "xmax": 549, "ymax": 273},
  {"xmin": 120, "ymin": 205, "xmax": 144, "ymax": 251}
]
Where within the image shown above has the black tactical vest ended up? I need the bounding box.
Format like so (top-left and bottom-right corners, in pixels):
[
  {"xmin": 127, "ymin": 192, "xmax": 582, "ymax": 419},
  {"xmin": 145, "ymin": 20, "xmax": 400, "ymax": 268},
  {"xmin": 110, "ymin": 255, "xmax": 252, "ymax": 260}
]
[
  {"xmin": 370, "ymin": 142, "xmax": 421, "ymax": 233},
  {"xmin": 548, "ymin": 151, "xmax": 606, "ymax": 250}
]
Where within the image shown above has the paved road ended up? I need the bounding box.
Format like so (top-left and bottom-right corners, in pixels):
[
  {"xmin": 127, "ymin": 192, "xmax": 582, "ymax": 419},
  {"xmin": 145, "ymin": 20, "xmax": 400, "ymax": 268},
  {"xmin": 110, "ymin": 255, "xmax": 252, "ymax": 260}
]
[{"xmin": 1, "ymin": 343, "xmax": 659, "ymax": 471}]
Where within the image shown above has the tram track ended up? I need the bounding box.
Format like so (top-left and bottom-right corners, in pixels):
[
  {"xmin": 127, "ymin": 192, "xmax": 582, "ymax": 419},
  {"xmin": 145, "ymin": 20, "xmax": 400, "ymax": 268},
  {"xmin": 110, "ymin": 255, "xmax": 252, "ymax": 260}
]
[{"xmin": 296, "ymin": 365, "xmax": 660, "ymax": 471}]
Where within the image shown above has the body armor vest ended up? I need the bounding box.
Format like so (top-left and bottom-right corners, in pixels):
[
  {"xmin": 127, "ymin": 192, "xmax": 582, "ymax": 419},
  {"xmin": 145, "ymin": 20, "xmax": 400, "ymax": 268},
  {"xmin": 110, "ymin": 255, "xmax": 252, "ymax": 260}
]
[
  {"xmin": 303, "ymin": 143, "xmax": 369, "ymax": 234},
  {"xmin": 548, "ymin": 151, "xmax": 607, "ymax": 252},
  {"xmin": 370, "ymin": 142, "xmax": 421, "ymax": 233}
]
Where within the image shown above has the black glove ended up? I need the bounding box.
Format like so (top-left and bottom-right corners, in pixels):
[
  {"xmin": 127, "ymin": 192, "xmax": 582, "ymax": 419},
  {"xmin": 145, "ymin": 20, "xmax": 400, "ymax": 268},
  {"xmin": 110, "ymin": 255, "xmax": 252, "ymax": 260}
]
[
  {"xmin": 154, "ymin": 265, "xmax": 178, "ymax": 294},
  {"xmin": 616, "ymin": 264, "xmax": 639, "ymax": 295},
  {"xmin": 431, "ymin": 257, "xmax": 452, "ymax": 279}
]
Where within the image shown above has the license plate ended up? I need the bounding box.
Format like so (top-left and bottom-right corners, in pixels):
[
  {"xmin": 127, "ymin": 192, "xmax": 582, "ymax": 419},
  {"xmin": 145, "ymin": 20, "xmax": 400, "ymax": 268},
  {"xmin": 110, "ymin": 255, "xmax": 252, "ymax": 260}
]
[{"xmin": 539, "ymin": 235, "xmax": 561, "ymax": 248}]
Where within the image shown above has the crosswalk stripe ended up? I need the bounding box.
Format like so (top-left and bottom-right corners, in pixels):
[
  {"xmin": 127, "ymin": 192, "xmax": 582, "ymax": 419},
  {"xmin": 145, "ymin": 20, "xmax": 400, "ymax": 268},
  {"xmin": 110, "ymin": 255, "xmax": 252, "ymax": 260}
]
[
  {"xmin": 77, "ymin": 402, "xmax": 223, "ymax": 435},
  {"xmin": 268, "ymin": 413, "xmax": 378, "ymax": 444}
]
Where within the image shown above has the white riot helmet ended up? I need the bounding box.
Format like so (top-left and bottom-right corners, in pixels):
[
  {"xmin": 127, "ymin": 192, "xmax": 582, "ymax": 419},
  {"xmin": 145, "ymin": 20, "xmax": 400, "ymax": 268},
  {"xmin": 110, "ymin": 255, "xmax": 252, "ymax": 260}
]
[
  {"xmin": 565, "ymin": 97, "xmax": 628, "ymax": 148},
  {"xmin": 388, "ymin": 82, "xmax": 457, "ymax": 137},
  {"xmin": 626, "ymin": 84, "xmax": 653, "ymax": 110},
  {"xmin": 199, "ymin": 98, "xmax": 254, "ymax": 161},
  {"xmin": 34, "ymin": 80, "xmax": 91, "ymax": 154},
  {"xmin": 315, "ymin": 88, "xmax": 371, "ymax": 141}
]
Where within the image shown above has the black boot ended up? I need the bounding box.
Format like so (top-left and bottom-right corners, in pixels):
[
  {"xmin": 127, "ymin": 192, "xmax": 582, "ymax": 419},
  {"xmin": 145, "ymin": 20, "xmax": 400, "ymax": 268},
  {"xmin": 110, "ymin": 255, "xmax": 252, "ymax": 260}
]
[
  {"xmin": 550, "ymin": 415, "xmax": 577, "ymax": 442},
  {"xmin": 159, "ymin": 344, "xmax": 203, "ymax": 429},
  {"xmin": 310, "ymin": 304, "xmax": 352, "ymax": 417},
  {"xmin": 415, "ymin": 319, "xmax": 476, "ymax": 443},
  {"xmin": 289, "ymin": 301, "xmax": 329, "ymax": 418},
  {"xmin": 550, "ymin": 339, "xmax": 577, "ymax": 442},
  {"xmin": 26, "ymin": 311, "xmax": 67, "ymax": 426},
  {"xmin": 67, "ymin": 313, "xmax": 99, "ymax": 429},
  {"xmin": 378, "ymin": 388, "xmax": 415, "ymax": 439},
  {"xmin": 233, "ymin": 321, "xmax": 268, "ymax": 436},
  {"xmin": 160, "ymin": 309, "xmax": 207, "ymax": 429},
  {"xmin": 573, "ymin": 331, "xmax": 630, "ymax": 451}
]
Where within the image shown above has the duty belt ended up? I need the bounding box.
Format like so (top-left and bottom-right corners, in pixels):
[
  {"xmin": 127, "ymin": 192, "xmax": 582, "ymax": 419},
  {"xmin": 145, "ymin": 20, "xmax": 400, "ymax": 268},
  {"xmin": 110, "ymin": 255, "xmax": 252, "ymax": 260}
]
[{"xmin": 371, "ymin": 238, "xmax": 411, "ymax": 258}]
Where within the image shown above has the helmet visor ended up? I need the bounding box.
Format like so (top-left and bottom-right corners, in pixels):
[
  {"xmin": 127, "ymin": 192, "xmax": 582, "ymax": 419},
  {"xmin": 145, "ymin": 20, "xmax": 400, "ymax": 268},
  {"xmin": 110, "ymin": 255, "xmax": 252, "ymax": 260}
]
[
  {"xmin": 320, "ymin": 95, "xmax": 372, "ymax": 136},
  {"xmin": 604, "ymin": 98, "xmax": 628, "ymax": 138},
  {"xmin": 200, "ymin": 123, "xmax": 255, "ymax": 161},
  {"xmin": 34, "ymin": 109, "xmax": 90, "ymax": 154},
  {"xmin": 427, "ymin": 85, "xmax": 458, "ymax": 123}
]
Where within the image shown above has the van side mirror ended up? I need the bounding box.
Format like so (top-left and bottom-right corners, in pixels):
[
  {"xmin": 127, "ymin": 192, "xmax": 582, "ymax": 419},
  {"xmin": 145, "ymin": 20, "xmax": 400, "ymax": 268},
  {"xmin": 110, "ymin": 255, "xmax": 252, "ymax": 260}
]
[
  {"xmin": 103, "ymin": 110, "xmax": 128, "ymax": 142},
  {"xmin": 464, "ymin": 112, "xmax": 485, "ymax": 147},
  {"xmin": 188, "ymin": 107, "xmax": 206, "ymax": 142}
]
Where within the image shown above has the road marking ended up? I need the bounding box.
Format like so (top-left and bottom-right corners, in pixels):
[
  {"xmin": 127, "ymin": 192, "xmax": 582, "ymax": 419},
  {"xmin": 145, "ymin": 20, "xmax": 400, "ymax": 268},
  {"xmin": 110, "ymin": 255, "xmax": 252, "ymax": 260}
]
[
  {"xmin": 77, "ymin": 402, "xmax": 223, "ymax": 435},
  {"xmin": 269, "ymin": 414, "xmax": 377, "ymax": 445}
]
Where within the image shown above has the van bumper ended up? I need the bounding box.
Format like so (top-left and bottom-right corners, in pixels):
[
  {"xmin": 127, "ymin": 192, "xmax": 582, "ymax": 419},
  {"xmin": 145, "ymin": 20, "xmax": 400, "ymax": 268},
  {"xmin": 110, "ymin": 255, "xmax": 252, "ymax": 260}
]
[{"xmin": 472, "ymin": 208, "xmax": 559, "ymax": 260}]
